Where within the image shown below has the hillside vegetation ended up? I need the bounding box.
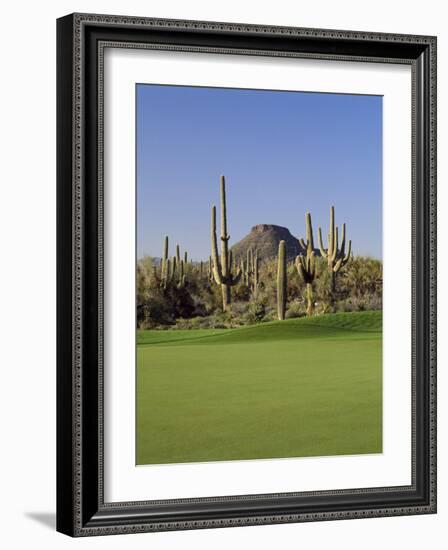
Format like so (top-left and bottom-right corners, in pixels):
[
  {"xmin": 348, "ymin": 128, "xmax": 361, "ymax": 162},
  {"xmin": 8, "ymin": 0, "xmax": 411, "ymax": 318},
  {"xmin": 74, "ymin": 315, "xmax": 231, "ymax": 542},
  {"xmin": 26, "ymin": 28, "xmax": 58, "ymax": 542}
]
[{"xmin": 137, "ymin": 252, "xmax": 382, "ymax": 330}]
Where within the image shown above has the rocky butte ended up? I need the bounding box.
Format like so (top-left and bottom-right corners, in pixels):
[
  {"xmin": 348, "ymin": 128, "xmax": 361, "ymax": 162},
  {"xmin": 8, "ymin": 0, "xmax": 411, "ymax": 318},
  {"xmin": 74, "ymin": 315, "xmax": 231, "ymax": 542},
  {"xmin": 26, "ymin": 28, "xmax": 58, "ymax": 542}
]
[{"xmin": 231, "ymin": 224, "xmax": 306, "ymax": 261}]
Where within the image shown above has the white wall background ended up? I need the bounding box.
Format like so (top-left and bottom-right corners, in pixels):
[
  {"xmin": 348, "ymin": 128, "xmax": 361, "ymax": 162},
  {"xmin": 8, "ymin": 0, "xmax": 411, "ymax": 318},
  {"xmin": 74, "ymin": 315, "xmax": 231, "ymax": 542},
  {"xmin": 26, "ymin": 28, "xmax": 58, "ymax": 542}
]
[{"xmin": 0, "ymin": 1, "xmax": 445, "ymax": 548}]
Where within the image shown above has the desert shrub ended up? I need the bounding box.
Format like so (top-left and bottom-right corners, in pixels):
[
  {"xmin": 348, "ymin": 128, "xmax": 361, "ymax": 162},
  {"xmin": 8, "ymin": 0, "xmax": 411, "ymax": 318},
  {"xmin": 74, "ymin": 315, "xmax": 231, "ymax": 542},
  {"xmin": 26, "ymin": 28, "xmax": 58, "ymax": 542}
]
[
  {"xmin": 230, "ymin": 300, "xmax": 249, "ymax": 317},
  {"xmin": 285, "ymin": 300, "xmax": 306, "ymax": 319},
  {"xmin": 335, "ymin": 256, "xmax": 382, "ymax": 313},
  {"xmin": 243, "ymin": 300, "xmax": 266, "ymax": 324},
  {"xmin": 173, "ymin": 316, "xmax": 220, "ymax": 330},
  {"xmin": 137, "ymin": 291, "xmax": 175, "ymax": 329},
  {"xmin": 232, "ymin": 282, "xmax": 252, "ymax": 302}
]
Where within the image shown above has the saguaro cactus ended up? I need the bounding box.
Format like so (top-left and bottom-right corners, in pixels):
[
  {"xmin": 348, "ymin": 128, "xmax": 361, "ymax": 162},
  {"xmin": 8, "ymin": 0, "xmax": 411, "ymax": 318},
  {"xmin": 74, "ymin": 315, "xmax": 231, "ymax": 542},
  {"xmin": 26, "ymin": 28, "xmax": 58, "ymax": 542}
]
[
  {"xmin": 161, "ymin": 235, "xmax": 169, "ymax": 283},
  {"xmin": 159, "ymin": 236, "xmax": 183, "ymax": 289},
  {"xmin": 167, "ymin": 258, "xmax": 179, "ymax": 289},
  {"xmin": 295, "ymin": 212, "xmax": 317, "ymax": 316},
  {"xmin": 210, "ymin": 176, "xmax": 242, "ymax": 311},
  {"xmin": 318, "ymin": 206, "xmax": 352, "ymax": 295},
  {"xmin": 177, "ymin": 259, "xmax": 186, "ymax": 288},
  {"xmin": 245, "ymin": 249, "xmax": 252, "ymax": 286},
  {"xmin": 207, "ymin": 256, "xmax": 213, "ymax": 283},
  {"xmin": 163, "ymin": 258, "xmax": 171, "ymax": 289},
  {"xmin": 277, "ymin": 240, "xmax": 287, "ymax": 320},
  {"xmin": 243, "ymin": 248, "xmax": 259, "ymax": 298},
  {"xmin": 171, "ymin": 256, "xmax": 177, "ymax": 280},
  {"xmin": 160, "ymin": 236, "xmax": 178, "ymax": 289},
  {"xmin": 252, "ymin": 249, "xmax": 260, "ymax": 299},
  {"xmin": 240, "ymin": 258, "xmax": 245, "ymax": 283}
]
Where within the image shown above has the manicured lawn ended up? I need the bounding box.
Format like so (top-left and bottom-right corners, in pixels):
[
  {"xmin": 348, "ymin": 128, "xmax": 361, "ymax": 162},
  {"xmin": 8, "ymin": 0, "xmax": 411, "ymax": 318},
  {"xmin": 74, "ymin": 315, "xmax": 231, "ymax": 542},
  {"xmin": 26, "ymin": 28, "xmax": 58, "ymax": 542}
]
[{"xmin": 137, "ymin": 311, "xmax": 382, "ymax": 465}]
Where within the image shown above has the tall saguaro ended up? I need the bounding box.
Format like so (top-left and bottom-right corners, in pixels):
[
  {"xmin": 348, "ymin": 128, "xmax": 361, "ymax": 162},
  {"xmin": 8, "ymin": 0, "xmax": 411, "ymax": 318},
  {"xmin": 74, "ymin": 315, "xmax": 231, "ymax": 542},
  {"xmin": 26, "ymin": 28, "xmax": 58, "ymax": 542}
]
[
  {"xmin": 210, "ymin": 176, "xmax": 242, "ymax": 311},
  {"xmin": 277, "ymin": 240, "xmax": 287, "ymax": 320},
  {"xmin": 252, "ymin": 249, "xmax": 260, "ymax": 299},
  {"xmin": 161, "ymin": 235, "xmax": 169, "ymax": 283},
  {"xmin": 296, "ymin": 212, "xmax": 317, "ymax": 316},
  {"xmin": 318, "ymin": 206, "xmax": 352, "ymax": 295}
]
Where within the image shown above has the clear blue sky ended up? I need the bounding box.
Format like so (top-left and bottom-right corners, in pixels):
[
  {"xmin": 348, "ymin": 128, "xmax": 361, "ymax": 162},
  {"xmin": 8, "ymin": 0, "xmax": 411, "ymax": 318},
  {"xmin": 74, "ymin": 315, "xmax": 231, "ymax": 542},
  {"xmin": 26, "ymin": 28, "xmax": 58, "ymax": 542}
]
[{"xmin": 137, "ymin": 84, "xmax": 382, "ymax": 260}]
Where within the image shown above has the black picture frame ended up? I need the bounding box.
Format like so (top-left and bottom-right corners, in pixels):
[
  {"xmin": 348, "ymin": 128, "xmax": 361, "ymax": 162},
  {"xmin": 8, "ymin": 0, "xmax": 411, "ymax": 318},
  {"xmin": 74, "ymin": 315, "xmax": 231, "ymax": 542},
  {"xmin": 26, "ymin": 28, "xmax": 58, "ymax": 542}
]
[{"xmin": 57, "ymin": 13, "xmax": 437, "ymax": 537}]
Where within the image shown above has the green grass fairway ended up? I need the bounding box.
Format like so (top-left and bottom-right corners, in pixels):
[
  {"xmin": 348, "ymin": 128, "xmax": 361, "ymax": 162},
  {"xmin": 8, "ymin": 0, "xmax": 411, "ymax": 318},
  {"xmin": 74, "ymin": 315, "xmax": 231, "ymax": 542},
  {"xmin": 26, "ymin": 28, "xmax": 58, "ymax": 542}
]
[{"xmin": 137, "ymin": 311, "xmax": 382, "ymax": 465}]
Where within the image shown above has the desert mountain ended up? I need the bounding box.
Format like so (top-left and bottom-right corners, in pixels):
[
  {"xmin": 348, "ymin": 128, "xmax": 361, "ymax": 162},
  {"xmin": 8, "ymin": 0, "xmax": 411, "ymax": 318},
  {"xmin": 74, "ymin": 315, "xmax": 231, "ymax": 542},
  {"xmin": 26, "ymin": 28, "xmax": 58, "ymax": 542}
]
[{"xmin": 231, "ymin": 224, "xmax": 305, "ymax": 261}]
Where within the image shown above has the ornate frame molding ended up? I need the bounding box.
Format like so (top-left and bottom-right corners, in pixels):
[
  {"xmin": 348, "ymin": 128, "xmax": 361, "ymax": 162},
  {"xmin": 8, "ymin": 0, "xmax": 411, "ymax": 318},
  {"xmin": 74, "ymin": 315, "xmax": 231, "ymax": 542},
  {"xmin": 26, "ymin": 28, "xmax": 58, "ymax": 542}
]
[{"xmin": 57, "ymin": 13, "xmax": 437, "ymax": 537}]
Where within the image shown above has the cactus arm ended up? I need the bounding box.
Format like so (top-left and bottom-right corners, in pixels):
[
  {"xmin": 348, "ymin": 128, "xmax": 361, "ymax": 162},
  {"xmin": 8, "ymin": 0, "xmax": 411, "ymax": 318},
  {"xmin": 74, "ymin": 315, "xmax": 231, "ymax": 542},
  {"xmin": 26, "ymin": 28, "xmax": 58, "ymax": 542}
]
[
  {"xmin": 177, "ymin": 259, "xmax": 186, "ymax": 288},
  {"xmin": 333, "ymin": 258, "xmax": 342, "ymax": 272},
  {"xmin": 163, "ymin": 258, "xmax": 171, "ymax": 288},
  {"xmin": 295, "ymin": 255, "xmax": 306, "ymax": 283},
  {"xmin": 300, "ymin": 213, "xmax": 315, "ymax": 253},
  {"xmin": 318, "ymin": 227, "xmax": 328, "ymax": 257},
  {"xmin": 345, "ymin": 239, "xmax": 352, "ymax": 261},
  {"xmin": 161, "ymin": 235, "xmax": 169, "ymax": 281},
  {"xmin": 231, "ymin": 268, "xmax": 243, "ymax": 285},
  {"xmin": 210, "ymin": 205, "xmax": 223, "ymax": 284},
  {"xmin": 305, "ymin": 212, "xmax": 314, "ymax": 251},
  {"xmin": 333, "ymin": 239, "xmax": 352, "ymax": 272},
  {"xmin": 296, "ymin": 254, "xmax": 313, "ymax": 285},
  {"xmin": 340, "ymin": 223, "xmax": 346, "ymax": 258},
  {"xmin": 328, "ymin": 206, "xmax": 335, "ymax": 261},
  {"xmin": 254, "ymin": 250, "xmax": 259, "ymax": 287},
  {"xmin": 330, "ymin": 226, "xmax": 339, "ymax": 263},
  {"xmin": 220, "ymin": 176, "xmax": 229, "ymax": 243},
  {"xmin": 219, "ymin": 176, "xmax": 231, "ymax": 280},
  {"xmin": 212, "ymin": 268, "xmax": 223, "ymax": 285}
]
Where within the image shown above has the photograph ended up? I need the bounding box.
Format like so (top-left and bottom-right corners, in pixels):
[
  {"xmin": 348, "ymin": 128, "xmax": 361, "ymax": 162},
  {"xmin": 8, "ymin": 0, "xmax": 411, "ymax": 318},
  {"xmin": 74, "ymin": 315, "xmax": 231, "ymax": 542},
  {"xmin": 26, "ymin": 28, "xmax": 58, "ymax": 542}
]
[
  {"xmin": 54, "ymin": 9, "xmax": 436, "ymax": 538},
  {"xmin": 135, "ymin": 84, "xmax": 383, "ymax": 466}
]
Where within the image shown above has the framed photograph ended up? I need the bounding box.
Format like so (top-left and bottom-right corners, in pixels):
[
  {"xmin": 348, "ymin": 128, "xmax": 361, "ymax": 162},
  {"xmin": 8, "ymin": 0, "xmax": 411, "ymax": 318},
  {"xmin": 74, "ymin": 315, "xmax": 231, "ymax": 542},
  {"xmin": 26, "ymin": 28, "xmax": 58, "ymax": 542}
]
[{"xmin": 57, "ymin": 13, "xmax": 437, "ymax": 536}]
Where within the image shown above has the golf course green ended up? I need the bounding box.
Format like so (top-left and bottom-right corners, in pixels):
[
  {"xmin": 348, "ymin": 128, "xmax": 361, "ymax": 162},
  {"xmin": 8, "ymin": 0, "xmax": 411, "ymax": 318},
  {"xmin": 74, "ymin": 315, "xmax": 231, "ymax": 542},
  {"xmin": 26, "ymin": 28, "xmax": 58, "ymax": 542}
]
[{"xmin": 136, "ymin": 311, "xmax": 382, "ymax": 465}]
